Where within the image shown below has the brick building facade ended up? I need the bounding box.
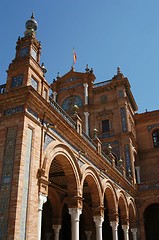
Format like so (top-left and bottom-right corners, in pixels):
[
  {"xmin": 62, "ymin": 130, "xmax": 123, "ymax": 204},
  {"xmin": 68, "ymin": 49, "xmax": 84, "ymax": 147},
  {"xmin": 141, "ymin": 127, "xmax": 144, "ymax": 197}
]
[{"xmin": 0, "ymin": 14, "xmax": 159, "ymax": 240}]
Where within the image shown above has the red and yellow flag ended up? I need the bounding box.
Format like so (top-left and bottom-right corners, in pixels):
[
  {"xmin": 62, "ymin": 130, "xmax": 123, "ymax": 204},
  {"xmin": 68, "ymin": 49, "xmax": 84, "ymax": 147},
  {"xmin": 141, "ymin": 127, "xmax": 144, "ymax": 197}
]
[{"xmin": 73, "ymin": 48, "xmax": 77, "ymax": 64}]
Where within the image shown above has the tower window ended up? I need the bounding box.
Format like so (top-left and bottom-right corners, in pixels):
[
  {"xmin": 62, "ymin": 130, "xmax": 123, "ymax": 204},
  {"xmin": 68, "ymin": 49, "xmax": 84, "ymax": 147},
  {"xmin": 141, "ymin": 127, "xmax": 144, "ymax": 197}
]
[
  {"xmin": 152, "ymin": 130, "xmax": 159, "ymax": 148},
  {"xmin": 31, "ymin": 78, "xmax": 38, "ymax": 91},
  {"xmin": 118, "ymin": 90, "xmax": 124, "ymax": 98},
  {"xmin": 44, "ymin": 88, "xmax": 47, "ymax": 100},
  {"xmin": 61, "ymin": 96, "xmax": 82, "ymax": 111},
  {"xmin": 12, "ymin": 75, "xmax": 23, "ymax": 88},
  {"xmin": 102, "ymin": 120, "xmax": 110, "ymax": 133},
  {"xmin": 120, "ymin": 107, "xmax": 127, "ymax": 132}
]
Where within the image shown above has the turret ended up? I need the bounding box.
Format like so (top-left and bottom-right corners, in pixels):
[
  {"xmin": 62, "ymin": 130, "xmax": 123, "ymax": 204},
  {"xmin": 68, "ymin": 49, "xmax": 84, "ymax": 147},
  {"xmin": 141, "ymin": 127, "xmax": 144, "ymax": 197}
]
[{"xmin": 5, "ymin": 14, "xmax": 49, "ymax": 101}]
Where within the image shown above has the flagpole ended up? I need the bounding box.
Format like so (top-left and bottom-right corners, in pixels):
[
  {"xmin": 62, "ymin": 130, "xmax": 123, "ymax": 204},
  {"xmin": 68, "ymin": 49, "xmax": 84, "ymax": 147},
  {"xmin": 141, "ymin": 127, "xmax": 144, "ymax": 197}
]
[{"xmin": 71, "ymin": 48, "xmax": 77, "ymax": 71}]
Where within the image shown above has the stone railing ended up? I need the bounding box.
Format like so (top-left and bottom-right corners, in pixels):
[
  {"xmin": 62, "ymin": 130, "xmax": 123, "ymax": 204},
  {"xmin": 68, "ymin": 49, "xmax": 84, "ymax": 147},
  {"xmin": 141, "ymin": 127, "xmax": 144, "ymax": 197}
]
[
  {"xmin": 82, "ymin": 130, "xmax": 97, "ymax": 150},
  {"xmin": 93, "ymin": 80, "xmax": 111, "ymax": 88},
  {"xmin": 49, "ymin": 97, "xmax": 132, "ymax": 184},
  {"xmin": 138, "ymin": 181, "xmax": 159, "ymax": 191},
  {"xmin": 49, "ymin": 97, "xmax": 76, "ymax": 129},
  {"xmin": 101, "ymin": 150, "xmax": 112, "ymax": 165}
]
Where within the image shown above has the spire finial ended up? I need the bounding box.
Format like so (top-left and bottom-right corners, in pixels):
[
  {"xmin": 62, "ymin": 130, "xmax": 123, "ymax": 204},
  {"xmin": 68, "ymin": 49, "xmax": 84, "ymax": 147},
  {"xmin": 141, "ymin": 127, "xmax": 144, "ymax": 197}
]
[
  {"xmin": 41, "ymin": 63, "xmax": 47, "ymax": 76},
  {"xmin": 117, "ymin": 66, "xmax": 121, "ymax": 75},
  {"xmin": 85, "ymin": 64, "xmax": 90, "ymax": 73},
  {"xmin": 24, "ymin": 13, "xmax": 38, "ymax": 37},
  {"xmin": 31, "ymin": 12, "xmax": 35, "ymax": 19}
]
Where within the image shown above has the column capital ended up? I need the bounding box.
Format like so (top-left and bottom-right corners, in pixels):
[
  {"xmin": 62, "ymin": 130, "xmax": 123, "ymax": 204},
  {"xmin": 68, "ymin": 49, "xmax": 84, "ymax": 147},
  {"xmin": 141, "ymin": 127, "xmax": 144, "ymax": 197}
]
[
  {"xmin": 122, "ymin": 224, "xmax": 129, "ymax": 231},
  {"xmin": 52, "ymin": 224, "xmax": 61, "ymax": 240},
  {"xmin": 38, "ymin": 192, "xmax": 47, "ymax": 210},
  {"xmin": 110, "ymin": 220, "xmax": 119, "ymax": 230},
  {"xmin": 69, "ymin": 208, "xmax": 82, "ymax": 240},
  {"xmin": 68, "ymin": 208, "xmax": 82, "ymax": 221},
  {"xmin": 52, "ymin": 224, "xmax": 61, "ymax": 231},
  {"xmin": 131, "ymin": 227, "xmax": 137, "ymax": 234},
  {"xmin": 53, "ymin": 91, "xmax": 57, "ymax": 96},
  {"xmin": 84, "ymin": 111, "xmax": 89, "ymax": 117},
  {"xmin": 122, "ymin": 224, "xmax": 130, "ymax": 240},
  {"xmin": 93, "ymin": 216, "xmax": 104, "ymax": 227},
  {"xmin": 83, "ymin": 83, "xmax": 88, "ymax": 87}
]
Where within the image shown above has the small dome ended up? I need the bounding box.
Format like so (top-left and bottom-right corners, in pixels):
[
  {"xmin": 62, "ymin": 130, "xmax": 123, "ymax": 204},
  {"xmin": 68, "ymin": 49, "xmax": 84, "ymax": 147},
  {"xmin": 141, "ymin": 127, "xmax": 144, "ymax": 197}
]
[{"xmin": 25, "ymin": 13, "xmax": 38, "ymax": 36}]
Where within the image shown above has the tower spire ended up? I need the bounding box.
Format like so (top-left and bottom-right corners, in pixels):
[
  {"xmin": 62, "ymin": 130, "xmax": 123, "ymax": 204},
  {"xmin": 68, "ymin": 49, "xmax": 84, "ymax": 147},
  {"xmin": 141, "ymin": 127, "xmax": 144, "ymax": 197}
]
[{"xmin": 24, "ymin": 13, "xmax": 38, "ymax": 37}]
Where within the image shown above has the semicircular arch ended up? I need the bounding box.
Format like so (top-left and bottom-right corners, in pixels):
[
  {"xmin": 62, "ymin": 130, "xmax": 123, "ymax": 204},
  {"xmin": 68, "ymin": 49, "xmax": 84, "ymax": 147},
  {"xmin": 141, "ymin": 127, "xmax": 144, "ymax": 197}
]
[
  {"xmin": 139, "ymin": 197, "xmax": 159, "ymax": 220},
  {"xmin": 118, "ymin": 190, "xmax": 129, "ymax": 221},
  {"xmin": 128, "ymin": 198, "xmax": 137, "ymax": 227},
  {"xmin": 43, "ymin": 140, "xmax": 81, "ymax": 197},
  {"xmin": 102, "ymin": 180, "xmax": 118, "ymax": 215},
  {"xmin": 81, "ymin": 165, "xmax": 103, "ymax": 208}
]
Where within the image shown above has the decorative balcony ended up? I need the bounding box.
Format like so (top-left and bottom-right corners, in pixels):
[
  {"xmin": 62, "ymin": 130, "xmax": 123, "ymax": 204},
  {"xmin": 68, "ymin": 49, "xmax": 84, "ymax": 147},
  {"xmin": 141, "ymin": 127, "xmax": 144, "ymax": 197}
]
[
  {"xmin": 138, "ymin": 181, "xmax": 159, "ymax": 191},
  {"xmin": 93, "ymin": 80, "xmax": 111, "ymax": 88}
]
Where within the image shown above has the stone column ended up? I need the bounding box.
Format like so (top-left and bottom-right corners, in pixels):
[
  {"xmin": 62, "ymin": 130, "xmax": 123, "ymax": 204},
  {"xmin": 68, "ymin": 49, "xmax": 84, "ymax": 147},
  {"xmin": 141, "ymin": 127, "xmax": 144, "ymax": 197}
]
[
  {"xmin": 83, "ymin": 83, "xmax": 88, "ymax": 104},
  {"xmin": 85, "ymin": 230, "xmax": 92, "ymax": 240},
  {"xmin": 53, "ymin": 225, "xmax": 61, "ymax": 240},
  {"xmin": 110, "ymin": 221, "xmax": 118, "ymax": 240},
  {"xmin": 127, "ymin": 141, "xmax": 136, "ymax": 185},
  {"xmin": 122, "ymin": 224, "xmax": 129, "ymax": 240},
  {"xmin": 135, "ymin": 166, "xmax": 140, "ymax": 184},
  {"xmin": 68, "ymin": 208, "xmax": 82, "ymax": 240},
  {"xmin": 38, "ymin": 193, "xmax": 47, "ymax": 240},
  {"xmin": 84, "ymin": 112, "xmax": 89, "ymax": 135},
  {"xmin": 93, "ymin": 216, "xmax": 104, "ymax": 240},
  {"xmin": 131, "ymin": 228, "xmax": 137, "ymax": 240},
  {"xmin": 53, "ymin": 91, "xmax": 57, "ymax": 102}
]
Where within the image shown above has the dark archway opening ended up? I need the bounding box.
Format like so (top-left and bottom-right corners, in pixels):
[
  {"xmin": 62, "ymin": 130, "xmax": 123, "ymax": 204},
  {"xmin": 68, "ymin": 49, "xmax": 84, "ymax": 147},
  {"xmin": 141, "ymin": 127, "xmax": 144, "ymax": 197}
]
[
  {"xmin": 60, "ymin": 204, "xmax": 71, "ymax": 240},
  {"xmin": 118, "ymin": 208, "xmax": 124, "ymax": 240},
  {"xmin": 102, "ymin": 197, "xmax": 113, "ymax": 240},
  {"xmin": 41, "ymin": 199, "xmax": 54, "ymax": 240},
  {"xmin": 79, "ymin": 213, "xmax": 87, "ymax": 240},
  {"xmin": 144, "ymin": 203, "xmax": 159, "ymax": 240}
]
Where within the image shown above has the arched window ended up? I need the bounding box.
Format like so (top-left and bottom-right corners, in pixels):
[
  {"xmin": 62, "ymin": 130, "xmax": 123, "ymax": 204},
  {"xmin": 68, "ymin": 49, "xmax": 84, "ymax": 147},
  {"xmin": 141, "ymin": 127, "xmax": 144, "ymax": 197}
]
[
  {"xmin": 61, "ymin": 95, "xmax": 83, "ymax": 111},
  {"xmin": 152, "ymin": 130, "xmax": 159, "ymax": 148}
]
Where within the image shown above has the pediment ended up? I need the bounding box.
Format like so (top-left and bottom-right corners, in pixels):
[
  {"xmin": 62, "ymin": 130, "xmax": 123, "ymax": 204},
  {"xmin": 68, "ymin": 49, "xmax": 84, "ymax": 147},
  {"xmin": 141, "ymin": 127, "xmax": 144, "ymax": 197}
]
[{"xmin": 96, "ymin": 109, "xmax": 113, "ymax": 119}]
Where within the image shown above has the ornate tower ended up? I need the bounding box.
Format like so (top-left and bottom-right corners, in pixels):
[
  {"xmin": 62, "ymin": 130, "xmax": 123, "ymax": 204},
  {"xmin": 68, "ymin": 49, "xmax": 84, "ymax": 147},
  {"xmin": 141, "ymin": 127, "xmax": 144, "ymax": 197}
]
[
  {"xmin": 6, "ymin": 13, "xmax": 49, "ymax": 100},
  {"xmin": 0, "ymin": 14, "xmax": 50, "ymax": 240}
]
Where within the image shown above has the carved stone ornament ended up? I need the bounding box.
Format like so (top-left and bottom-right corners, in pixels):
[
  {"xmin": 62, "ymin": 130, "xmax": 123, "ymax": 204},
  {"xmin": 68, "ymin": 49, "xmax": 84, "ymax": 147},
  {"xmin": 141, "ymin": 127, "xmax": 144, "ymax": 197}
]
[{"xmin": 96, "ymin": 109, "xmax": 113, "ymax": 120}]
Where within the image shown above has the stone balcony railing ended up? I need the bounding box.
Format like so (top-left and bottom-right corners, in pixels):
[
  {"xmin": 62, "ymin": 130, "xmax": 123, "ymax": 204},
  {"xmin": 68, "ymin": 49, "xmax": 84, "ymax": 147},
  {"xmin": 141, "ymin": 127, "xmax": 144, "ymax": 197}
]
[
  {"xmin": 49, "ymin": 96, "xmax": 133, "ymax": 185},
  {"xmin": 49, "ymin": 97, "xmax": 76, "ymax": 129},
  {"xmin": 93, "ymin": 80, "xmax": 111, "ymax": 88},
  {"xmin": 0, "ymin": 85, "xmax": 133, "ymax": 186},
  {"xmin": 138, "ymin": 181, "xmax": 159, "ymax": 191}
]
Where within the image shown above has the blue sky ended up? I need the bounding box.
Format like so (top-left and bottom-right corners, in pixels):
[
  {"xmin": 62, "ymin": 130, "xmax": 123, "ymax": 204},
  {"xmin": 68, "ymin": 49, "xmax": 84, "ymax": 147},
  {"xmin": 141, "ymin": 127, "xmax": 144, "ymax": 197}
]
[{"xmin": 0, "ymin": 1, "xmax": 159, "ymax": 113}]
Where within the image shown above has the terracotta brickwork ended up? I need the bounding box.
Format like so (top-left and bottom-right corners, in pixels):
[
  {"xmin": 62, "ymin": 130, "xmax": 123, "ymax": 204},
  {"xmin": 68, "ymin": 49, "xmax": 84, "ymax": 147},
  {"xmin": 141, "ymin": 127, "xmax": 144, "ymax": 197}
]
[{"xmin": 0, "ymin": 15, "xmax": 159, "ymax": 240}]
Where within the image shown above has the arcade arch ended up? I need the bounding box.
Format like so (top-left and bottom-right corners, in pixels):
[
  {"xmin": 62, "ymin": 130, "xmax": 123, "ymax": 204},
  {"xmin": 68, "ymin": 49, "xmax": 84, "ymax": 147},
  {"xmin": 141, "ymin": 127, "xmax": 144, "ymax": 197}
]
[
  {"xmin": 39, "ymin": 141, "xmax": 137, "ymax": 240},
  {"xmin": 41, "ymin": 141, "xmax": 82, "ymax": 240},
  {"xmin": 144, "ymin": 203, "xmax": 159, "ymax": 240}
]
